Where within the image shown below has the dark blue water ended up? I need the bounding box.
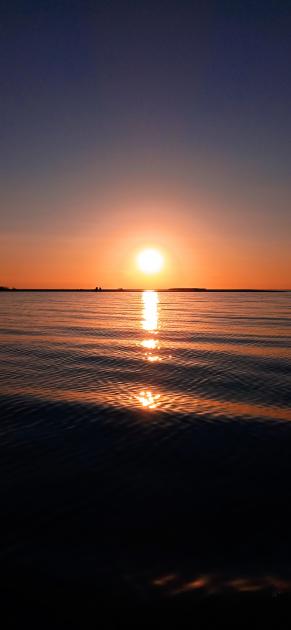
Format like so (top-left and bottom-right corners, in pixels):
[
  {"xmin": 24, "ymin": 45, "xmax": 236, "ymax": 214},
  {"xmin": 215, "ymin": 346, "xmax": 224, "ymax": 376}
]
[{"xmin": 0, "ymin": 291, "xmax": 291, "ymax": 620}]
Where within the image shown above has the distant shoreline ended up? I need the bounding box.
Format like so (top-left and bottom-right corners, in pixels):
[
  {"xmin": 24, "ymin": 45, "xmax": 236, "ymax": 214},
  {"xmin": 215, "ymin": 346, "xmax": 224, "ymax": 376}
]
[{"xmin": 1, "ymin": 288, "xmax": 290, "ymax": 293}]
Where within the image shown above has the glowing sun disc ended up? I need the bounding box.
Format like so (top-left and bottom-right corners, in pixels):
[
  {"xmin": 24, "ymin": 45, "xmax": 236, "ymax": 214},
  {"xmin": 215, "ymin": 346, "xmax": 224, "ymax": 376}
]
[{"xmin": 137, "ymin": 249, "xmax": 164, "ymax": 274}]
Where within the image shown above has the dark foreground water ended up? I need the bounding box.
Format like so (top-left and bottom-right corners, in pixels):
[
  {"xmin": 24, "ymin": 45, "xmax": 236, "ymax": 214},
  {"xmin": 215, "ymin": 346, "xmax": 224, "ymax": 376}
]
[{"xmin": 0, "ymin": 291, "xmax": 291, "ymax": 625}]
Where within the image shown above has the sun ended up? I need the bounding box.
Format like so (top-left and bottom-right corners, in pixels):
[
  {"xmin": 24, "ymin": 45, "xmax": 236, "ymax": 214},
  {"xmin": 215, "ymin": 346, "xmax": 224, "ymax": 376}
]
[{"xmin": 137, "ymin": 248, "xmax": 164, "ymax": 274}]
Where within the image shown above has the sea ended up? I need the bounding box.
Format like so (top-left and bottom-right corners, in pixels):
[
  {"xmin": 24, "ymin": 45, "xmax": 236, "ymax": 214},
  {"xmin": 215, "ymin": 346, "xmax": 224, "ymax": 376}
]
[{"xmin": 0, "ymin": 290, "xmax": 291, "ymax": 622}]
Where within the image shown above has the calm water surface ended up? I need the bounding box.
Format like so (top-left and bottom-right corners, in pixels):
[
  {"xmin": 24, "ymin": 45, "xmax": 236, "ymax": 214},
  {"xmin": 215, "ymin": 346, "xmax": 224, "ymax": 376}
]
[
  {"xmin": 0, "ymin": 291, "xmax": 291, "ymax": 608},
  {"xmin": 1, "ymin": 291, "xmax": 290, "ymax": 420}
]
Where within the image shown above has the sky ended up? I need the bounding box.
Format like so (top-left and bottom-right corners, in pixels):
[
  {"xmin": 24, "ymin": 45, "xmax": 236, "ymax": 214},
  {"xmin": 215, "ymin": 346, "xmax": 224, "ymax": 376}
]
[{"xmin": 1, "ymin": 0, "xmax": 291, "ymax": 289}]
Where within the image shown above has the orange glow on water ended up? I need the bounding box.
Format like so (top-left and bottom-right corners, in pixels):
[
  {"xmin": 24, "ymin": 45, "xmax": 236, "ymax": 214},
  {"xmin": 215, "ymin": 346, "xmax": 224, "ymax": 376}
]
[
  {"xmin": 145, "ymin": 354, "xmax": 162, "ymax": 362},
  {"xmin": 141, "ymin": 290, "xmax": 163, "ymax": 363},
  {"xmin": 141, "ymin": 339, "xmax": 158, "ymax": 349},
  {"xmin": 142, "ymin": 290, "xmax": 159, "ymax": 332},
  {"xmin": 136, "ymin": 390, "xmax": 161, "ymax": 409},
  {"xmin": 152, "ymin": 572, "xmax": 291, "ymax": 596}
]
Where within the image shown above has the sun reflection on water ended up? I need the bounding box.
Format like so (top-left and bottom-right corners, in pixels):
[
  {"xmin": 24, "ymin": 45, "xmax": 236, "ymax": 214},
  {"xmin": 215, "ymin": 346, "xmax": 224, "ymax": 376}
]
[
  {"xmin": 132, "ymin": 291, "xmax": 163, "ymax": 410},
  {"xmin": 146, "ymin": 354, "xmax": 162, "ymax": 362},
  {"xmin": 141, "ymin": 339, "xmax": 158, "ymax": 349},
  {"xmin": 142, "ymin": 290, "xmax": 159, "ymax": 333},
  {"xmin": 136, "ymin": 390, "xmax": 161, "ymax": 409},
  {"xmin": 141, "ymin": 290, "xmax": 162, "ymax": 363}
]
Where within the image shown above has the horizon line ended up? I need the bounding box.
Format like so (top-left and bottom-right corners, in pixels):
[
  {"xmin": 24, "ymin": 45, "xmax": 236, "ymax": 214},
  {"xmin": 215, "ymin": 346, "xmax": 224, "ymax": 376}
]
[{"xmin": 1, "ymin": 287, "xmax": 290, "ymax": 293}]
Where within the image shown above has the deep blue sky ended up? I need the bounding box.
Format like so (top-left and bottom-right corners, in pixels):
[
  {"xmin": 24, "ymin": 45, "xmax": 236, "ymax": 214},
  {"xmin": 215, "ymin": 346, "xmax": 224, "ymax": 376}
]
[{"xmin": 1, "ymin": 0, "xmax": 291, "ymax": 287}]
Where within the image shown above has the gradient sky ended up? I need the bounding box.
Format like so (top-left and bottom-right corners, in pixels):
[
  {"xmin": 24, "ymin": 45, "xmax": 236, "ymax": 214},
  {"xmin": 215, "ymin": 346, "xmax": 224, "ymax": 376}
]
[{"xmin": 1, "ymin": 0, "xmax": 291, "ymax": 288}]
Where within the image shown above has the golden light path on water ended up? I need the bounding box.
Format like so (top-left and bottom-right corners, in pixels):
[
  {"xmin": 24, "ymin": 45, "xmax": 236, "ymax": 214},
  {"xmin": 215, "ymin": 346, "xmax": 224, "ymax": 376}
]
[
  {"xmin": 142, "ymin": 290, "xmax": 159, "ymax": 333},
  {"xmin": 141, "ymin": 290, "xmax": 161, "ymax": 363},
  {"xmin": 135, "ymin": 290, "xmax": 162, "ymax": 410}
]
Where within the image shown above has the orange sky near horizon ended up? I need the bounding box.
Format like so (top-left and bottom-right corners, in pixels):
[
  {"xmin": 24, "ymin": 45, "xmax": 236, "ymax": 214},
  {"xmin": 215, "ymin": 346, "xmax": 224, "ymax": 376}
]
[
  {"xmin": 1, "ymin": 174, "xmax": 291, "ymax": 290},
  {"xmin": 2, "ymin": 214, "xmax": 290, "ymax": 290}
]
